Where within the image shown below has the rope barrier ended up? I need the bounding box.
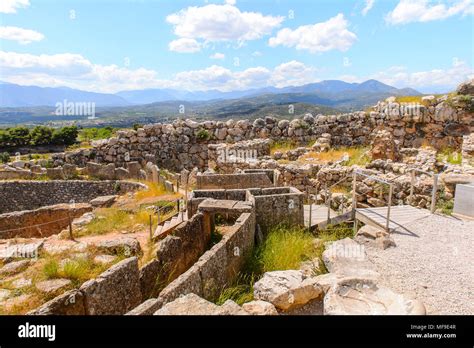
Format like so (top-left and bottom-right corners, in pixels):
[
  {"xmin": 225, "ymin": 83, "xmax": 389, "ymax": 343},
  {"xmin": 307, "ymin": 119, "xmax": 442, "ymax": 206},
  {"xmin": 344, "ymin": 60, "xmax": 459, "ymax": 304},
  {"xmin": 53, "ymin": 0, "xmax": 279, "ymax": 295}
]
[{"xmin": 0, "ymin": 216, "xmax": 70, "ymax": 233}]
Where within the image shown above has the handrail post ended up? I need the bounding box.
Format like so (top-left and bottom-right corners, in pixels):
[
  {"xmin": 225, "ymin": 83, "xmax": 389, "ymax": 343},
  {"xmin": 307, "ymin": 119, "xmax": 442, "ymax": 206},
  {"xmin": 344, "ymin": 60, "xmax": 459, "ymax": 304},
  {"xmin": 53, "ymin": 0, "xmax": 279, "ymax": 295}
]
[
  {"xmin": 409, "ymin": 170, "xmax": 415, "ymax": 204},
  {"xmin": 386, "ymin": 184, "xmax": 393, "ymax": 232},
  {"xmin": 326, "ymin": 185, "xmax": 331, "ymax": 224},
  {"xmin": 430, "ymin": 174, "xmax": 438, "ymax": 214},
  {"xmin": 351, "ymin": 171, "xmax": 357, "ymax": 218}
]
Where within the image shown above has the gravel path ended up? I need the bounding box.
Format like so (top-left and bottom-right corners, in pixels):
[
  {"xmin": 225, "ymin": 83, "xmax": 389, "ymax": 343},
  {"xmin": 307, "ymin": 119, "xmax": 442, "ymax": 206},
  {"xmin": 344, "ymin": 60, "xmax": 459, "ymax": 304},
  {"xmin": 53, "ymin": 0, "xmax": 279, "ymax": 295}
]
[{"xmin": 364, "ymin": 214, "xmax": 474, "ymax": 315}]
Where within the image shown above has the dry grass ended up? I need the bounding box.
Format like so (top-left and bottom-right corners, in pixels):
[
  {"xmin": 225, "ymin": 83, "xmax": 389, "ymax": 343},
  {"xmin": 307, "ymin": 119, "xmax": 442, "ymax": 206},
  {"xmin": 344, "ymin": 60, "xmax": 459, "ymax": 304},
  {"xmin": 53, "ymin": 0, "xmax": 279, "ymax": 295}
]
[
  {"xmin": 0, "ymin": 247, "xmax": 120, "ymax": 315},
  {"xmin": 134, "ymin": 181, "xmax": 167, "ymax": 200},
  {"xmin": 77, "ymin": 207, "xmax": 161, "ymax": 237},
  {"xmin": 299, "ymin": 146, "xmax": 370, "ymax": 166},
  {"xmin": 270, "ymin": 140, "xmax": 300, "ymax": 155}
]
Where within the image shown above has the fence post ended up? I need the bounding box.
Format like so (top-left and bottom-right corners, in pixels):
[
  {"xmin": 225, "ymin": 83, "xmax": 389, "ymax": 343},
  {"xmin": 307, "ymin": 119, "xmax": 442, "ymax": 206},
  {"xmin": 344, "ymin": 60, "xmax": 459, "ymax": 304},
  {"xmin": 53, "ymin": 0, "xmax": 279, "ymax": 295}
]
[
  {"xmin": 67, "ymin": 211, "xmax": 74, "ymax": 241},
  {"xmin": 386, "ymin": 184, "xmax": 393, "ymax": 232},
  {"xmin": 351, "ymin": 171, "xmax": 357, "ymax": 218},
  {"xmin": 149, "ymin": 214, "xmax": 153, "ymax": 240},
  {"xmin": 430, "ymin": 174, "xmax": 439, "ymax": 213},
  {"xmin": 409, "ymin": 170, "xmax": 415, "ymax": 204},
  {"xmin": 307, "ymin": 187, "xmax": 312, "ymax": 232},
  {"xmin": 326, "ymin": 185, "xmax": 331, "ymax": 225}
]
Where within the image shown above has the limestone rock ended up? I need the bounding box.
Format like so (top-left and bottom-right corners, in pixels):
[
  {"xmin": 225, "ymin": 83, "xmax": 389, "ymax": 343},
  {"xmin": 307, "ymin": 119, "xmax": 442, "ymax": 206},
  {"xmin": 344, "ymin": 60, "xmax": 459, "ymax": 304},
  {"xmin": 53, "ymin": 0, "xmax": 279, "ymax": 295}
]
[
  {"xmin": 90, "ymin": 195, "xmax": 117, "ymax": 207},
  {"xmin": 322, "ymin": 238, "xmax": 379, "ymax": 279},
  {"xmin": 36, "ymin": 279, "xmax": 72, "ymax": 294},
  {"xmin": 242, "ymin": 300, "xmax": 279, "ymax": 315},
  {"xmin": 324, "ymin": 278, "xmax": 426, "ymax": 315},
  {"xmin": 97, "ymin": 237, "xmax": 142, "ymax": 257},
  {"xmin": 154, "ymin": 293, "xmax": 220, "ymax": 315},
  {"xmin": 0, "ymin": 259, "xmax": 30, "ymax": 276},
  {"xmin": 253, "ymin": 270, "xmax": 323, "ymax": 311}
]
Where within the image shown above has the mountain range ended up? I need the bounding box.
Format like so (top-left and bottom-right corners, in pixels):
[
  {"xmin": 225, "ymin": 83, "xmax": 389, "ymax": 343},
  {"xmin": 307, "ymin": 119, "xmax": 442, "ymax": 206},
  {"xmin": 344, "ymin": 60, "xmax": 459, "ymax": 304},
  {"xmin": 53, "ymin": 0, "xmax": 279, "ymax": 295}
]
[{"xmin": 0, "ymin": 79, "xmax": 420, "ymax": 108}]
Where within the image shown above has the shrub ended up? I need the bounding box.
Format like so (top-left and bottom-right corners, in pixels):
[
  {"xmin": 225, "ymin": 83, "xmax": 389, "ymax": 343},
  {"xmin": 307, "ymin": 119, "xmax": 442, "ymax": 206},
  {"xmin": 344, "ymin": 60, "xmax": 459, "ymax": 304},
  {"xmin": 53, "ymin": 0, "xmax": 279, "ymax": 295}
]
[
  {"xmin": 0, "ymin": 152, "xmax": 10, "ymax": 164},
  {"xmin": 196, "ymin": 128, "xmax": 210, "ymax": 141},
  {"xmin": 42, "ymin": 259, "xmax": 59, "ymax": 279}
]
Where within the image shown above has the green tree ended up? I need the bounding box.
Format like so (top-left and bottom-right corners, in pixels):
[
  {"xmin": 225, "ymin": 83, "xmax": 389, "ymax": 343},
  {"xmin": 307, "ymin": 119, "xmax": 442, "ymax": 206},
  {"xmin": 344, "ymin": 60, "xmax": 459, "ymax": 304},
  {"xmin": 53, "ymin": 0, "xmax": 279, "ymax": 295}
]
[
  {"xmin": 52, "ymin": 126, "xmax": 78, "ymax": 145},
  {"xmin": 7, "ymin": 126, "xmax": 30, "ymax": 146},
  {"xmin": 30, "ymin": 126, "xmax": 53, "ymax": 145},
  {"xmin": 0, "ymin": 129, "xmax": 12, "ymax": 147}
]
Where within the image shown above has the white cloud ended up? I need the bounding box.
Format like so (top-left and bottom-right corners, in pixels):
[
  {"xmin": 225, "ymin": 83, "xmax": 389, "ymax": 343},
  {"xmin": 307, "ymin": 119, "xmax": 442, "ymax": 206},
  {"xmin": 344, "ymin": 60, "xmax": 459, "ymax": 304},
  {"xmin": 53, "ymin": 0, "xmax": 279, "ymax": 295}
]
[
  {"xmin": 1, "ymin": 49, "xmax": 321, "ymax": 93},
  {"xmin": 270, "ymin": 60, "xmax": 317, "ymax": 87},
  {"xmin": 268, "ymin": 14, "xmax": 357, "ymax": 53},
  {"xmin": 168, "ymin": 38, "xmax": 201, "ymax": 53},
  {"xmin": 339, "ymin": 60, "xmax": 473, "ymax": 93},
  {"xmin": 386, "ymin": 0, "xmax": 474, "ymax": 25},
  {"xmin": 0, "ymin": 51, "xmax": 162, "ymax": 93},
  {"xmin": 0, "ymin": 0, "xmax": 30, "ymax": 14},
  {"xmin": 252, "ymin": 51, "xmax": 262, "ymax": 57},
  {"xmin": 362, "ymin": 0, "xmax": 375, "ymax": 16},
  {"xmin": 210, "ymin": 52, "xmax": 225, "ymax": 60},
  {"xmin": 225, "ymin": 0, "xmax": 236, "ymax": 5},
  {"xmin": 166, "ymin": 4, "xmax": 283, "ymax": 43},
  {"xmin": 0, "ymin": 26, "xmax": 44, "ymax": 44}
]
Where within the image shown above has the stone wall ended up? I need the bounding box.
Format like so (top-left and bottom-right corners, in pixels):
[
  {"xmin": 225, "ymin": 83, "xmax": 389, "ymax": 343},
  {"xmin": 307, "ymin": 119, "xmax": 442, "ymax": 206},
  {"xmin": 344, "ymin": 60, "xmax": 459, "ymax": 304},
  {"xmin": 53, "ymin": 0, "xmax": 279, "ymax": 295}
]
[
  {"xmin": 0, "ymin": 180, "xmax": 145, "ymax": 213},
  {"xmin": 196, "ymin": 172, "xmax": 274, "ymax": 190},
  {"xmin": 250, "ymin": 187, "xmax": 305, "ymax": 234},
  {"xmin": 0, "ymin": 203, "xmax": 92, "ymax": 239},
  {"xmin": 30, "ymin": 257, "xmax": 142, "ymax": 315},
  {"xmin": 155, "ymin": 210, "xmax": 255, "ymax": 306},
  {"xmin": 54, "ymin": 95, "xmax": 473, "ymax": 172}
]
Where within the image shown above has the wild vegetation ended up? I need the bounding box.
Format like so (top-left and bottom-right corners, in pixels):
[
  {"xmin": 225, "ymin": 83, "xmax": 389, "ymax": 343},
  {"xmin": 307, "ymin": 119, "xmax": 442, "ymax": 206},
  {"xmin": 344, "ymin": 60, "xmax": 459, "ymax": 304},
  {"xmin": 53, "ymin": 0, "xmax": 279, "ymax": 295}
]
[
  {"xmin": 0, "ymin": 125, "xmax": 78, "ymax": 148},
  {"xmin": 216, "ymin": 223, "xmax": 354, "ymax": 305},
  {"xmin": 298, "ymin": 146, "xmax": 371, "ymax": 166}
]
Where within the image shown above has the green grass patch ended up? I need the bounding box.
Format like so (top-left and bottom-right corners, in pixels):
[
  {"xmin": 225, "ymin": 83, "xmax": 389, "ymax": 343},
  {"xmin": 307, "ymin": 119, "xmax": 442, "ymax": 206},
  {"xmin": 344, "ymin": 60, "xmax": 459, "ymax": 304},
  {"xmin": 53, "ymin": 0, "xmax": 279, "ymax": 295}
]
[{"xmin": 436, "ymin": 148, "xmax": 462, "ymax": 165}]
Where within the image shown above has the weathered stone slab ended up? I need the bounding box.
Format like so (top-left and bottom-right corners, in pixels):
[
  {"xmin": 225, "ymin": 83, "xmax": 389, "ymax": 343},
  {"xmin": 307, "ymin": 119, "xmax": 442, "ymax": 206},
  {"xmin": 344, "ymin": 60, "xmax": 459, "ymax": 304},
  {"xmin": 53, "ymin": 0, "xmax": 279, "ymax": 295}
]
[
  {"xmin": 28, "ymin": 289, "xmax": 85, "ymax": 315},
  {"xmin": 90, "ymin": 195, "xmax": 117, "ymax": 207},
  {"xmin": 80, "ymin": 257, "xmax": 142, "ymax": 315}
]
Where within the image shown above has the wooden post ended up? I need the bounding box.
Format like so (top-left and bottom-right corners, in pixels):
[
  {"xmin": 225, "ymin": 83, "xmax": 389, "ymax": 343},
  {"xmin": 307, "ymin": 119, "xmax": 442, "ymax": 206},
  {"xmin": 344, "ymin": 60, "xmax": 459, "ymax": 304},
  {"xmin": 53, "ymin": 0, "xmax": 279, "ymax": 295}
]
[
  {"xmin": 430, "ymin": 174, "xmax": 438, "ymax": 214},
  {"xmin": 409, "ymin": 170, "xmax": 415, "ymax": 204},
  {"xmin": 307, "ymin": 187, "xmax": 312, "ymax": 232},
  {"xmin": 149, "ymin": 214, "xmax": 153, "ymax": 240},
  {"xmin": 386, "ymin": 184, "xmax": 393, "ymax": 232},
  {"xmin": 68, "ymin": 211, "xmax": 74, "ymax": 241},
  {"xmin": 351, "ymin": 171, "xmax": 357, "ymax": 218},
  {"xmin": 326, "ymin": 185, "xmax": 331, "ymax": 225}
]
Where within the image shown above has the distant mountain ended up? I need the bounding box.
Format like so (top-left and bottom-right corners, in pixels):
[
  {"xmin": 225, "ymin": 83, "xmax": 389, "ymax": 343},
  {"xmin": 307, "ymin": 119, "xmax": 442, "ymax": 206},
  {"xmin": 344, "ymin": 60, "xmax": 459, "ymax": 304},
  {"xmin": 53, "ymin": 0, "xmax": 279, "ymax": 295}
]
[
  {"xmin": 0, "ymin": 82, "xmax": 129, "ymax": 107},
  {"xmin": 115, "ymin": 79, "xmax": 421, "ymax": 105}
]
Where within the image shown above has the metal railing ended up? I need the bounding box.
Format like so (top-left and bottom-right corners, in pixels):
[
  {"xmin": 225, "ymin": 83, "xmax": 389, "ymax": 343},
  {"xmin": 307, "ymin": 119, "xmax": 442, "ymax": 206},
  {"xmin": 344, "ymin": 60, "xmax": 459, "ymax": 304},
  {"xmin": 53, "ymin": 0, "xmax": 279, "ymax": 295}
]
[
  {"xmin": 352, "ymin": 170, "xmax": 394, "ymax": 232},
  {"xmin": 408, "ymin": 169, "xmax": 438, "ymax": 213}
]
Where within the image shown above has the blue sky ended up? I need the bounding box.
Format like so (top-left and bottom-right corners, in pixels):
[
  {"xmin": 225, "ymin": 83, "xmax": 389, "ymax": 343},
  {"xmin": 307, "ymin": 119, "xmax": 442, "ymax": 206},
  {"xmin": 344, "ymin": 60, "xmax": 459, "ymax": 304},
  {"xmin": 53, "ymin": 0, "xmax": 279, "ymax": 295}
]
[{"xmin": 0, "ymin": 0, "xmax": 473, "ymax": 93}]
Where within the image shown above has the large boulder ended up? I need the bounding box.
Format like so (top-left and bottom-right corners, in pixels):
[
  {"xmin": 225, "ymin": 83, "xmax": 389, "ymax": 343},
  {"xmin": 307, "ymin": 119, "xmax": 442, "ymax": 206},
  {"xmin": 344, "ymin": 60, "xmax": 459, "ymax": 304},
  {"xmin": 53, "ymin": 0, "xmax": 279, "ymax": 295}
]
[
  {"xmin": 457, "ymin": 79, "xmax": 474, "ymax": 96},
  {"xmin": 253, "ymin": 270, "xmax": 323, "ymax": 311},
  {"xmin": 322, "ymin": 238, "xmax": 379, "ymax": 279},
  {"xmin": 154, "ymin": 293, "xmax": 246, "ymax": 315},
  {"xmin": 242, "ymin": 300, "xmax": 279, "ymax": 315},
  {"xmin": 97, "ymin": 237, "xmax": 142, "ymax": 257},
  {"xmin": 324, "ymin": 278, "xmax": 426, "ymax": 315}
]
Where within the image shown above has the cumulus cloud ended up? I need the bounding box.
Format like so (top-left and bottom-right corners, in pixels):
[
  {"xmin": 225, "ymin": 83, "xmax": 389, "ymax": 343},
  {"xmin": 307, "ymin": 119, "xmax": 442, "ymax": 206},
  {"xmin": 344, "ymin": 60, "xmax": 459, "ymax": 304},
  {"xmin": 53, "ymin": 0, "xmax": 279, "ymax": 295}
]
[
  {"xmin": 0, "ymin": 0, "xmax": 30, "ymax": 14},
  {"xmin": 362, "ymin": 0, "xmax": 375, "ymax": 16},
  {"xmin": 0, "ymin": 26, "xmax": 44, "ymax": 44},
  {"xmin": 166, "ymin": 3, "xmax": 283, "ymax": 44},
  {"xmin": 168, "ymin": 38, "xmax": 201, "ymax": 53},
  {"xmin": 210, "ymin": 52, "xmax": 225, "ymax": 60},
  {"xmin": 268, "ymin": 14, "xmax": 357, "ymax": 53},
  {"xmin": 339, "ymin": 60, "xmax": 473, "ymax": 93},
  {"xmin": 0, "ymin": 50, "xmax": 319, "ymax": 93},
  {"xmin": 386, "ymin": 0, "xmax": 474, "ymax": 25},
  {"xmin": 0, "ymin": 51, "xmax": 162, "ymax": 93}
]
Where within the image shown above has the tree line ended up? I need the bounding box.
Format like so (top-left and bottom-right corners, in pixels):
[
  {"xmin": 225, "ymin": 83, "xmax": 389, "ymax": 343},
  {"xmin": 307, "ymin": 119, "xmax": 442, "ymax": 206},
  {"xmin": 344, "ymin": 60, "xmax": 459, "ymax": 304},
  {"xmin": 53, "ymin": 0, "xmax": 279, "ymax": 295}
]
[{"xmin": 0, "ymin": 126, "xmax": 79, "ymax": 148}]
